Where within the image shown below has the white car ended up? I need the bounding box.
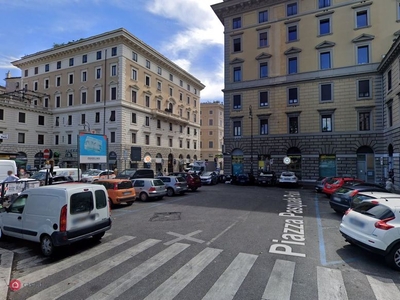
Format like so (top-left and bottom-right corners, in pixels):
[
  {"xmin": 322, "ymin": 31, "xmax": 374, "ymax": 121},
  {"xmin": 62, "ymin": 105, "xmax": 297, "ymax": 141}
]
[
  {"xmin": 81, "ymin": 169, "xmax": 115, "ymax": 183},
  {"xmin": 279, "ymin": 171, "xmax": 298, "ymax": 185},
  {"xmin": 339, "ymin": 197, "xmax": 400, "ymax": 270}
]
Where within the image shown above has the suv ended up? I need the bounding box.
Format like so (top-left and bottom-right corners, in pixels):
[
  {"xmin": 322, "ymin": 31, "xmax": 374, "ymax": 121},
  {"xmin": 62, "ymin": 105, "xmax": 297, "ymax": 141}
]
[
  {"xmin": 131, "ymin": 178, "xmax": 167, "ymax": 201},
  {"xmin": 340, "ymin": 198, "xmax": 400, "ymax": 270},
  {"xmin": 92, "ymin": 179, "xmax": 136, "ymax": 208},
  {"xmin": 157, "ymin": 176, "xmax": 188, "ymax": 196},
  {"xmin": 170, "ymin": 172, "xmax": 201, "ymax": 191},
  {"xmin": 116, "ymin": 169, "xmax": 154, "ymax": 180}
]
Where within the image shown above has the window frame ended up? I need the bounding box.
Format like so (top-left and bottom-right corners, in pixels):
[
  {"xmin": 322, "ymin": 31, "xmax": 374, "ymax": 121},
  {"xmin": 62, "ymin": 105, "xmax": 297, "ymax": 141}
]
[
  {"xmin": 259, "ymin": 31, "xmax": 268, "ymax": 48},
  {"xmin": 287, "ymin": 87, "xmax": 299, "ymax": 105},
  {"xmin": 259, "ymin": 118, "xmax": 268, "ymax": 135},
  {"xmin": 358, "ymin": 111, "xmax": 371, "ymax": 131},
  {"xmin": 233, "ymin": 94, "xmax": 241, "ymax": 110},
  {"xmin": 259, "ymin": 10, "xmax": 268, "ymax": 23},
  {"xmin": 233, "ymin": 37, "xmax": 241, "ymax": 52},
  {"xmin": 286, "ymin": 2, "xmax": 298, "ymax": 17},
  {"xmin": 259, "ymin": 91, "xmax": 269, "ymax": 107},
  {"xmin": 355, "ymin": 8, "xmax": 370, "ymax": 29},
  {"xmin": 318, "ymin": 0, "xmax": 331, "ymax": 9},
  {"xmin": 319, "ymin": 50, "xmax": 332, "ymax": 70},
  {"xmin": 357, "ymin": 79, "xmax": 371, "ymax": 99},
  {"xmin": 318, "ymin": 17, "xmax": 331, "ymax": 36},
  {"xmin": 321, "ymin": 114, "xmax": 333, "ymax": 132},
  {"xmin": 232, "ymin": 17, "xmax": 241, "ymax": 29},
  {"xmin": 288, "ymin": 56, "xmax": 298, "ymax": 74},
  {"xmin": 233, "ymin": 120, "xmax": 242, "ymax": 137},
  {"xmin": 260, "ymin": 62, "xmax": 268, "ymax": 78},
  {"xmin": 233, "ymin": 66, "xmax": 242, "ymax": 82},
  {"xmin": 356, "ymin": 43, "xmax": 370, "ymax": 64},
  {"xmin": 287, "ymin": 24, "xmax": 298, "ymax": 42},
  {"xmin": 288, "ymin": 116, "xmax": 299, "ymax": 134},
  {"xmin": 320, "ymin": 83, "xmax": 333, "ymax": 102}
]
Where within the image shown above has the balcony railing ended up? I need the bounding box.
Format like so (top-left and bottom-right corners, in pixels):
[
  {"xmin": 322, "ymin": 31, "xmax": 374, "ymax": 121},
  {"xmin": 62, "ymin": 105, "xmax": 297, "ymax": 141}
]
[{"xmin": 151, "ymin": 109, "xmax": 189, "ymax": 125}]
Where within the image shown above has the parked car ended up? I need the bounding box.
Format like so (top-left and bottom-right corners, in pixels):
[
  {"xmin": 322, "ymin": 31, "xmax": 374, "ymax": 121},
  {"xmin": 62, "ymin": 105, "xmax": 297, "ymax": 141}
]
[
  {"xmin": 315, "ymin": 176, "xmax": 334, "ymax": 193},
  {"xmin": 131, "ymin": 178, "xmax": 167, "ymax": 201},
  {"xmin": 200, "ymin": 171, "xmax": 219, "ymax": 185},
  {"xmin": 339, "ymin": 198, "xmax": 400, "ymax": 270},
  {"xmin": 256, "ymin": 171, "xmax": 277, "ymax": 186},
  {"xmin": 0, "ymin": 183, "xmax": 111, "ymax": 256},
  {"xmin": 92, "ymin": 179, "xmax": 136, "ymax": 208},
  {"xmin": 233, "ymin": 173, "xmax": 253, "ymax": 185},
  {"xmin": 157, "ymin": 176, "xmax": 188, "ymax": 196},
  {"xmin": 170, "ymin": 172, "xmax": 201, "ymax": 191},
  {"xmin": 278, "ymin": 171, "xmax": 298, "ymax": 186},
  {"xmin": 116, "ymin": 169, "xmax": 154, "ymax": 180},
  {"xmin": 322, "ymin": 177, "xmax": 364, "ymax": 196},
  {"xmin": 81, "ymin": 169, "xmax": 115, "ymax": 183},
  {"xmin": 329, "ymin": 184, "xmax": 392, "ymax": 214}
]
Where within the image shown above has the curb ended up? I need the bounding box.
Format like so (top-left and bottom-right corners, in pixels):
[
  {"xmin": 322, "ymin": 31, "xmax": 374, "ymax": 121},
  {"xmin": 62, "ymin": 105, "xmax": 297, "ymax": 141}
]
[{"xmin": 0, "ymin": 248, "xmax": 13, "ymax": 300}]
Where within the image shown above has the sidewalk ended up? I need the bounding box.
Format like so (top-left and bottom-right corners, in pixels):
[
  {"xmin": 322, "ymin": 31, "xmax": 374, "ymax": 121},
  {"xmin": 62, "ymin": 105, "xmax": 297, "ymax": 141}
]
[{"xmin": 0, "ymin": 248, "xmax": 13, "ymax": 299}]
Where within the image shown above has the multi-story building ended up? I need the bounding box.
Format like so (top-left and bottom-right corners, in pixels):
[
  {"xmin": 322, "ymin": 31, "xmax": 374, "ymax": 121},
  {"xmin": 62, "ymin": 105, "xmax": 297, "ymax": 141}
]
[
  {"xmin": 200, "ymin": 101, "xmax": 224, "ymax": 169},
  {"xmin": 0, "ymin": 28, "xmax": 205, "ymax": 173},
  {"xmin": 212, "ymin": 0, "xmax": 400, "ymax": 184}
]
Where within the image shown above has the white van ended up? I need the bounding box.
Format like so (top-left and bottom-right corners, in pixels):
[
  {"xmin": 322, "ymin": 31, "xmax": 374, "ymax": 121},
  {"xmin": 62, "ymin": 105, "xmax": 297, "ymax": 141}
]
[
  {"xmin": 0, "ymin": 183, "xmax": 111, "ymax": 256},
  {"xmin": 0, "ymin": 160, "xmax": 17, "ymax": 182}
]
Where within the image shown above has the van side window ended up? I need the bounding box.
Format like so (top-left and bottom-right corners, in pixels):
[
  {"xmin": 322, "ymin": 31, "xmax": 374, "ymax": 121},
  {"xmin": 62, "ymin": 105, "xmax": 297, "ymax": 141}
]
[
  {"xmin": 95, "ymin": 190, "xmax": 107, "ymax": 209},
  {"xmin": 9, "ymin": 195, "xmax": 27, "ymax": 214},
  {"xmin": 70, "ymin": 192, "xmax": 94, "ymax": 214}
]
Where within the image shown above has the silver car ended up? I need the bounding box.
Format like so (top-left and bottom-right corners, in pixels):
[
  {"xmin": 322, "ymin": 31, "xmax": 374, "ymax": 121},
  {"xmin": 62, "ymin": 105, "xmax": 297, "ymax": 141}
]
[
  {"xmin": 131, "ymin": 178, "xmax": 167, "ymax": 201},
  {"xmin": 157, "ymin": 176, "xmax": 188, "ymax": 196}
]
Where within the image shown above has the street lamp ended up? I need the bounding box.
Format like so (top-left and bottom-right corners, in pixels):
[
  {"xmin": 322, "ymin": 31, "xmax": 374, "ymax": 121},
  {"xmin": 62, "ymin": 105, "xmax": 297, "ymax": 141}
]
[{"xmin": 249, "ymin": 105, "xmax": 253, "ymax": 176}]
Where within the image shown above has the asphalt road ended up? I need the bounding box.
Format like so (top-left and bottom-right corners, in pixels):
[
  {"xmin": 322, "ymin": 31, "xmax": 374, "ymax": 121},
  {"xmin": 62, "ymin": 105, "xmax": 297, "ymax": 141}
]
[{"xmin": 2, "ymin": 183, "xmax": 400, "ymax": 299}]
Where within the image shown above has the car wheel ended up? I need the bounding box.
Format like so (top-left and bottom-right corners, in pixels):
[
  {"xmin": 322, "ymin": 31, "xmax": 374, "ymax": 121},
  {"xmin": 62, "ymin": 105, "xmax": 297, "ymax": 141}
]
[
  {"xmin": 167, "ymin": 188, "xmax": 175, "ymax": 197},
  {"xmin": 191, "ymin": 187, "xmax": 198, "ymax": 192},
  {"xmin": 385, "ymin": 243, "xmax": 400, "ymax": 271},
  {"xmin": 41, "ymin": 235, "xmax": 55, "ymax": 257},
  {"xmin": 140, "ymin": 192, "xmax": 149, "ymax": 202},
  {"xmin": 93, "ymin": 232, "xmax": 105, "ymax": 241}
]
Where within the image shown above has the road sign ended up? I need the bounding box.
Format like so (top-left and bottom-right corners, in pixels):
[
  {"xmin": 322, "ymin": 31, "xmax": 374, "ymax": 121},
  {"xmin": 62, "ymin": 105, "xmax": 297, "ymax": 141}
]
[{"xmin": 43, "ymin": 149, "xmax": 50, "ymax": 159}]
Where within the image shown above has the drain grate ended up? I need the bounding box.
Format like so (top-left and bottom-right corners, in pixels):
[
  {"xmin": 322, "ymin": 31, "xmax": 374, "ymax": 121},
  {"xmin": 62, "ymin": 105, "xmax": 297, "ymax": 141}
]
[{"xmin": 150, "ymin": 212, "xmax": 181, "ymax": 222}]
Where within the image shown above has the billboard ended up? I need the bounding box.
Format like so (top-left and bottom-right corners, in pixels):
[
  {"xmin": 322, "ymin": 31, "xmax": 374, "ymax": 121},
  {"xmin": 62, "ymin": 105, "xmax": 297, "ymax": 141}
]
[{"xmin": 78, "ymin": 133, "xmax": 107, "ymax": 163}]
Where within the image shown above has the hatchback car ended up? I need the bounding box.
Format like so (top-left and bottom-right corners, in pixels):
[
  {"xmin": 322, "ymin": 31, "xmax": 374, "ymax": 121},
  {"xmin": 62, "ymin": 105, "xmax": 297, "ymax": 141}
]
[
  {"xmin": 322, "ymin": 177, "xmax": 364, "ymax": 196},
  {"xmin": 157, "ymin": 176, "xmax": 188, "ymax": 196},
  {"xmin": 200, "ymin": 171, "xmax": 219, "ymax": 185},
  {"xmin": 339, "ymin": 198, "xmax": 400, "ymax": 270},
  {"xmin": 256, "ymin": 171, "xmax": 277, "ymax": 186},
  {"xmin": 131, "ymin": 178, "xmax": 167, "ymax": 201},
  {"xmin": 82, "ymin": 169, "xmax": 115, "ymax": 183},
  {"xmin": 315, "ymin": 176, "xmax": 334, "ymax": 193},
  {"xmin": 92, "ymin": 179, "xmax": 136, "ymax": 208},
  {"xmin": 170, "ymin": 172, "xmax": 201, "ymax": 191},
  {"xmin": 278, "ymin": 171, "xmax": 298, "ymax": 186}
]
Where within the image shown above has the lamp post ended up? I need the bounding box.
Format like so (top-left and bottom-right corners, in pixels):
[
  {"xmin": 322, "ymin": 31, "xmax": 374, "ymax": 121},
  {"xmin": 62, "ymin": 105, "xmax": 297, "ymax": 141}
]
[{"xmin": 249, "ymin": 105, "xmax": 253, "ymax": 176}]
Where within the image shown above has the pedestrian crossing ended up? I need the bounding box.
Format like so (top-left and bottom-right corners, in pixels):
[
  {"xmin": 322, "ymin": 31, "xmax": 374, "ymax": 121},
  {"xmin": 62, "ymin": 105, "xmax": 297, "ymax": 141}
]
[{"xmin": 5, "ymin": 235, "xmax": 400, "ymax": 300}]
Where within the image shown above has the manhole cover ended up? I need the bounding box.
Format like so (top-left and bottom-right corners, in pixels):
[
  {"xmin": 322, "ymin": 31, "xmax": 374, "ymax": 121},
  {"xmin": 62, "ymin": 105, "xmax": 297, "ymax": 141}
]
[{"xmin": 150, "ymin": 212, "xmax": 181, "ymax": 222}]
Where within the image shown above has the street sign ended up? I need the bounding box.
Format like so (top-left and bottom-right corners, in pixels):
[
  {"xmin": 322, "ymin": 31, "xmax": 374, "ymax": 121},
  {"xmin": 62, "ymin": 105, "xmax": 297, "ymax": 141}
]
[
  {"xmin": 43, "ymin": 149, "xmax": 50, "ymax": 159},
  {"xmin": 0, "ymin": 133, "xmax": 9, "ymax": 139}
]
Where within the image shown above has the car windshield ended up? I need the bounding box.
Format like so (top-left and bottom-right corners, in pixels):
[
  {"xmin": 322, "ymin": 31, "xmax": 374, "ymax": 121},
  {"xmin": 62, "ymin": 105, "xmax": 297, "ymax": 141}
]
[
  {"xmin": 153, "ymin": 179, "xmax": 165, "ymax": 186},
  {"xmin": 353, "ymin": 202, "xmax": 394, "ymax": 220},
  {"xmin": 120, "ymin": 169, "xmax": 136, "ymax": 176}
]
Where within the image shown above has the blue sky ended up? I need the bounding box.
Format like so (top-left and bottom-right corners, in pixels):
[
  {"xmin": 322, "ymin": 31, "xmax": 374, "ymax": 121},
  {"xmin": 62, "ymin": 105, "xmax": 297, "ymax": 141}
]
[{"xmin": 0, "ymin": 0, "xmax": 224, "ymax": 102}]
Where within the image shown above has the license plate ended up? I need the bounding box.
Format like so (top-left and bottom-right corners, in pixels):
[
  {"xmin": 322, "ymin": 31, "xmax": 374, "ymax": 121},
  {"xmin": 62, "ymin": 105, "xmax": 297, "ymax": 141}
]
[
  {"xmin": 349, "ymin": 218, "xmax": 364, "ymax": 228},
  {"xmin": 332, "ymin": 197, "xmax": 341, "ymax": 202},
  {"xmin": 123, "ymin": 191, "xmax": 131, "ymax": 195}
]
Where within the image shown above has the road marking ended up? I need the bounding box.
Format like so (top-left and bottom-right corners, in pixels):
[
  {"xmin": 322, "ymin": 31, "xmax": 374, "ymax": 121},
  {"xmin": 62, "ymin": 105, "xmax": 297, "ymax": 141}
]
[
  {"xmin": 164, "ymin": 230, "xmax": 204, "ymax": 245},
  {"xmin": 0, "ymin": 249, "xmax": 13, "ymax": 300},
  {"xmin": 87, "ymin": 242, "xmax": 190, "ymax": 300},
  {"xmin": 27, "ymin": 238, "xmax": 160, "ymax": 300},
  {"xmin": 317, "ymin": 266, "xmax": 348, "ymax": 300},
  {"xmin": 16, "ymin": 255, "xmax": 48, "ymax": 270},
  {"xmin": 18, "ymin": 235, "xmax": 135, "ymax": 289},
  {"xmin": 13, "ymin": 247, "xmax": 32, "ymax": 254},
  {"xmin": 202, "ymin": 252, "xmax": 257, "ymax": 300},
  {"xmin": 262, "ymin": 259, "xmax": 295, "ymax": 300},
  {"xmin": 144, "ymin": 247, "xmax": 223, "ymax": 300},
  {"xmin": 367, "ymin": 275, "xmax": 400, "ymax": 300}
]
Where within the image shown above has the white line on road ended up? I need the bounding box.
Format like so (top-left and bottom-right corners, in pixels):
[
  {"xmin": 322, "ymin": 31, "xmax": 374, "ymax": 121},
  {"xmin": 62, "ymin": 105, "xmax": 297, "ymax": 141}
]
[
  {"xmin": 164, "ymin": 230, "xmax": 204, "ymax": 245},
  {"xmin": 367, "ymin": 275, "xmax": 400, "ymax": 300},
  {"xmin": 262, "ymin": 259, "xmax": 295, "ymax": 300},
  {"xmin": 317, "ymin": 266, "xmax": 348, "ymax": 300}
]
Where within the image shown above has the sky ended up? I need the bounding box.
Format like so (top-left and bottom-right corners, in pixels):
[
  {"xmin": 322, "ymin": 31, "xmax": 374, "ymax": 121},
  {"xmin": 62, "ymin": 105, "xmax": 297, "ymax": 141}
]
[{"xmin": 0, "ymin": 0, "xmax": 224, "ymax": 102}]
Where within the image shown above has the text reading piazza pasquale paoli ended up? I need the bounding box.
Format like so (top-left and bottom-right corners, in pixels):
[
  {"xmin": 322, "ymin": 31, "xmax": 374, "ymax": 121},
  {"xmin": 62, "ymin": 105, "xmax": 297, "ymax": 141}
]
[{"xmin": 269, "ymin": 191, "xmax": 306, "ymax": 258}]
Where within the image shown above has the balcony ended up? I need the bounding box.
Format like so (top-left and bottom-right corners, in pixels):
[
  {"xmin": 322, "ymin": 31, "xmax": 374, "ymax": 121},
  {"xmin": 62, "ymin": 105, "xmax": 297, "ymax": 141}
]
[{"xmin": 151, "ymin": 108, "xmax": 189, "ymax": 125}]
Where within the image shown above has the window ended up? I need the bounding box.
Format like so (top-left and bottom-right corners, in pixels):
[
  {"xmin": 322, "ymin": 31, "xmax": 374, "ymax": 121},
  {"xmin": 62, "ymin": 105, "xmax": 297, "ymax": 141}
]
[
  {"xmin": 260, "ymin": 119, "xmax": 268, "ymax": 135},
  {"xmin": 398, "ymin": 2, "xmax": 400, "ymax": 20},
  {"xmin": 233, "ymin": 17, "xmax": 241, "ymax": 29},
  {"xmin": 96, "ymin": 51, "xmax": 102, "ymax": 60},
  {"xmin": 233, "ymin": 121, "xmax": 241, "ymax": 136},
  {"xmin": 55, "ymin": 95, "xmax": 61, "ymax": 108},
  {"xmin": 69, "ymin": 58, "xmax": 74, "ymax": 66},
  {"xmin": 110, "ymin": 111, "xmax": 116, "ymax": 122},
  {"xmin": 179, "ymin": 140, "xmax": 183, "ymax": 148},
  {"xmin": 82, "ymin": 71, "xmax": 87, "ymax": 82},
  {"xmin": 131, "ymin": 113, "xmax": 137, "ymax": 123},
  {"xmin": 132, "ymin": 133, "xmax": 137, "ymax": 144},
  {"xmin": 68, "ymin": 115, "xmax": 72, "ymax": 126},
  {"xmin": 18, "ymin": 133, "xmax": 25, "ymax": 144},
  {"xmin": 111, "ymin": 65, "xmax": 117, "ymax": 76},
  {"xmin": 321, "ymin": 115, "xmax": 332, "ymax": 132},
  {"xmin": 145, "ymin": 75, "xmax": 150, "ymax": 86},
  {"xmin": 55, "ymin": 117, "xmax": 59, "ymax": 126},
  {"xmin": 57, "ymin": 61, "xmax": 61, "ymax": 69},
  {"xmin": 56, "ymin": 76, "xmax": 61, "ymax": 87},
  {"xmin": 0, "ymin": 109, "xmax": 3, "ymax": 120},
  {"xmin": 33, "ymin": 81, "xmax": 38, "ymax": 91},
  {"xmin": 187, "ymin": 127, "xmax": 190, "ymax": 134},
  {"xmin": 233, "ymin": 38, "xmax": 241, "ymax": 52},
  {"xmin": 111, "ymin": 47, "xmax": 117, "ymax": 56},
  {"xmin": 357, "ymin": 45, "xmax": 369, "ymax": 64},
  {"xmin": 180, "ymin": 80, "xmax": 183, "ymax": 87},
  {"xmin": 320, "ymin": 83, "xmax": 332, "ymax": 102},
  {"xmin": 259, "ymin": 32, "xmax": 268, "ymax": 47},
  {"xmin": 132, "ymin": 69, "xmax": 137, "ymax": 80},
  {"xmin": 320, "ymin": 51, "xmax": 331, "ymax": 69},
  {"xmin": 319, "ymin": 18, "xmax": 331, "ymax": 35},
  {"xmin": 95, "ymin": 112, "xmax": 100, "ymax": 123},
  {"xmin": 209, "ymin": 130, "xmax": 213, "ymax": 135},
  {"xmin": 19, "ymin": 112, "xmax": 26, "ymax": 123},
  {"xmin": 260, "ymin": 62, "xmax": 268, "ymax": 78},
  {"xmin": 146, "ymin": 60, "xmax": 151, "ymax": 69},
  {"xmin": 132, "ymin": 52, "xmax": 137, "ymax": 61},
  {"xmin": 288, "ymin": 57, "xmax": 298, "ymax": 74},
  {"xmin": 358, "ymin": 79, "xmax": 371, "ymax": 98},
  {"xmin": 82, "ymin": 54, "xmax": 87, "ymax": 63},
  {"xmin": 319, "ymin": 0, "xmax": 330, "ymax": 8},
  {"xmin": 187, "ymin": 84, "xmax": 191, "ymax": 91},
  {"xmin": 388, "ymin": 104, "xmax": 393, "ymax": 127},
  {"xmin": 38, "ymin": 134, "xmax": 44, "ymax": 145},
  {"xmin": 95, "ymin": 89, "xmax": 101, "ymax": 102},
  {"xmin": 209, "ymin": 141, "xmax": 214, "ymax": 148},
  {"xmin": 169, "ymin": 73, "xmax": 173, "ymax": 81},
  {"xmin": 45, "ymin": 64, "xmax": 49, "ymax": 72},
  {"xmin": 38, "ymin": 115, "xmax": 45, "ymax": 126},
  {"xmin": 157, "ymin": 81, "xmax": 161, "ymax": 91},
  {"xmin": 169, "ymin": 138, "xmax": 173, "ymax": 147},
  {"xmin": 131, "ymin": 90, "xmax": 137, "ymax": 103},
  {"xmin": 68, "ymin": 94, "xmax": 73, "ymax": 106},
  {"xmin": 388, "ymin": 70, "xmax": 392, "ymax": 91},
  {"xmin": 260, "ymin": 91, "xmax": 268, "ymax": 107},
  {"xmin": 288, "ymin": 25, "xmax": 298, "ymax": 42},
  {"xmin": 287, "ymin": 2, "xmax": 298, "ymax": 16},
  {"xmin": 145, "ymin": 95, "xmax": 150, "ymax": 107},
  {"xmin": 145, "ymin": 116, "xmax": 150, "ymax": 126},
  {"xmin": 69, "ymin": 73, "xmax": 74, "ymax": 84},
  {"xmin": 233, "ymin": 67, "xmax": 241, "ymax": 82},
  {"xmin": 209, "ymin": 119, "xmax": 213, "ymax": 126},
  {"xmin": 24, "ymin": 69, "xmax": 28, "ymax": 77},
  {"xmin": 55, "ymin": 135, "xmax": 59, "ymax": 145},
  {"xmin": 288, "ymin": 87, "xmax": 298, "ymax": 104},
  {"xmin": 157, "ymin": 100, "xmax": 161, "ymax": 109},
  {"xmin": 187, "ymin": 140, "xmax": 190, "ymax": 149},
  {"xmin": 157, "ymin": 136, "xmax": 161, "ymax": 146},
  {"xmin": 359, "ymin": 112, "xmax": 371, "ymax": 131},
  {"xmin": 81, "ymin": 114, "xmax": 86, "ymax": 124},
  {"xmin": 110, "ymin": 132, "xmax": 116, "ymax": 143},
  {"xmin": 194, "ymin": 141, "xmax": 197, "ymax": 150},
  {"xmin": 259, "ymin": 10, "xmax": 268, "ymax": 23},
  {"xmin": 356, "ymin": 10, "xmax": 368, "ymax": 28},
  {"xmin": 68, "ymin": 134, "xmax": 72, "ymax": 144},
  {"xmin": 157, "ymin": 120, "xmax": 161, "ymax": 129},
  {"xmin": 111, "ymin": 87, "xmax": 117, "ymax": 100},
  {"xmin": 96, "ymin": 67, "xmax": 102, "ymax": 79},
  {"xmin": 44, "ymin": 79, "xmax": 49, "ymax": 89},
  {"xmin": 289, "ymin": 116, "xmax": 298, "ymax": 134},
  {"xmin": 157, "ymin": 66, "xmax": 162, "ymax": 75},
  {"xmin": 179, "ymin": 125, "xmax": 183, "ymax": 133},
  {"xmin": 44, "ymin": 97, "xmax": 49, "ymax": 108},
  {"xmin": 169, "ymin": 87, "xmax": 173, "ymax": 97}
]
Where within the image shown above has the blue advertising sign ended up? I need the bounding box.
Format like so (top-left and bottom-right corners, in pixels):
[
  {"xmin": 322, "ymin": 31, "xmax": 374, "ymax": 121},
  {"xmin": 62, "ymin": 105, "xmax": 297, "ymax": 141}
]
[{"xmin": 79, "ymin": 133, "xmax": 107, "ymax": 163}]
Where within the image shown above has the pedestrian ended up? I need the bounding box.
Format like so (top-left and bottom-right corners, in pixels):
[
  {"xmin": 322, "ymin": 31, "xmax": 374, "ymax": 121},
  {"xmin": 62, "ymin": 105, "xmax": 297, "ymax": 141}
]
[
  {"xmin": 19, "ymin": 168, "xmax": 30, "ymax": 178},
  {"xmin": 386, "ymin": 178, "xmax": 394, "ymax": 192},
  {"xmin": 4, "ymin": 170, "xmax": 19, "ymax": 182}
]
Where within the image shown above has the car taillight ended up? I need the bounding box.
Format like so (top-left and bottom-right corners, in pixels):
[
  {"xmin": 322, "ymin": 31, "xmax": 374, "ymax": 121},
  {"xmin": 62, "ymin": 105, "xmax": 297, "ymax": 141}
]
[
  {"xmin": 344, "ymin": 209, "xmax": 352, "ymax": 215},
  {"xmin": 60, "ymin": 204, "xmax": 67, "ymax": 232},
  {"xmin": 175, "ymin": 182, "xmax": 181, "ymax": 186},
  {"xmin": 375, "ymin": 217, "xmax": 395, "ymax": 230},
  {"xmin": 114, "ymin": 183, "xmax": 119, "ymax": 190},
  {"xmin": 149, "ymin": 187, "xmax": 156, "ymax": 192}
]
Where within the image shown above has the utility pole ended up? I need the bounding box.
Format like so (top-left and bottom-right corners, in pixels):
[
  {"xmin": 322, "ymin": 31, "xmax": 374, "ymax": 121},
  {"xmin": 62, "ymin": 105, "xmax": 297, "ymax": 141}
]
[{"xmin": 249, "ymin": 105, "xmax": 253, "ymax": 176}]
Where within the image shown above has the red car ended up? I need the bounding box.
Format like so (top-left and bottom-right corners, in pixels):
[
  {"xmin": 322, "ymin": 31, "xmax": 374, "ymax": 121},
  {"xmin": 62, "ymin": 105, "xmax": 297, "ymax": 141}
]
[
  {"xmin": 322, "ymin": 177, "xmax": 364, "ymax": 197},
  {"xmin": 170, "ymin": 172, "xmax": 202, "ymax": 191}
]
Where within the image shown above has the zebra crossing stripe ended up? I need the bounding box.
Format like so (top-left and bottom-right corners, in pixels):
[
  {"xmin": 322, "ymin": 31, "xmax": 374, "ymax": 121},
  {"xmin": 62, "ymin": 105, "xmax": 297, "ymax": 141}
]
[
  {"xmin": 202, "ymin": 252, "xmax": 258, "ymax": 300},
  {"xmin": 18, "ymin": 235, "xmax": 135, "ymax": 290},
  {"xmin": 87, "ymin": 242, "xmax": 191, "ymax": 300},
  {"xmin": 16, "ymin": 255, "xmax": 48, "ymax": 270},
  {"xmin": 13, "ymin": 247, "xmax": 32, "ymax": 254},
  {"xmin": 367, "ymin": 275, "xmax": 400, "ymax": 300},
  {"xmin": 144, "ymin": 247, "xmax": 223, "ymax": 300},
  {"xmin": 27, "ymin": 238, "xmax": 160, "ymax": 300},
  {"xmin": 262, "ymin": 259, "xmax": 295, "ymax": 300},
  {"xmin": 317, "ymin": 266, "xmax": 348, "ymax": 300}
]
